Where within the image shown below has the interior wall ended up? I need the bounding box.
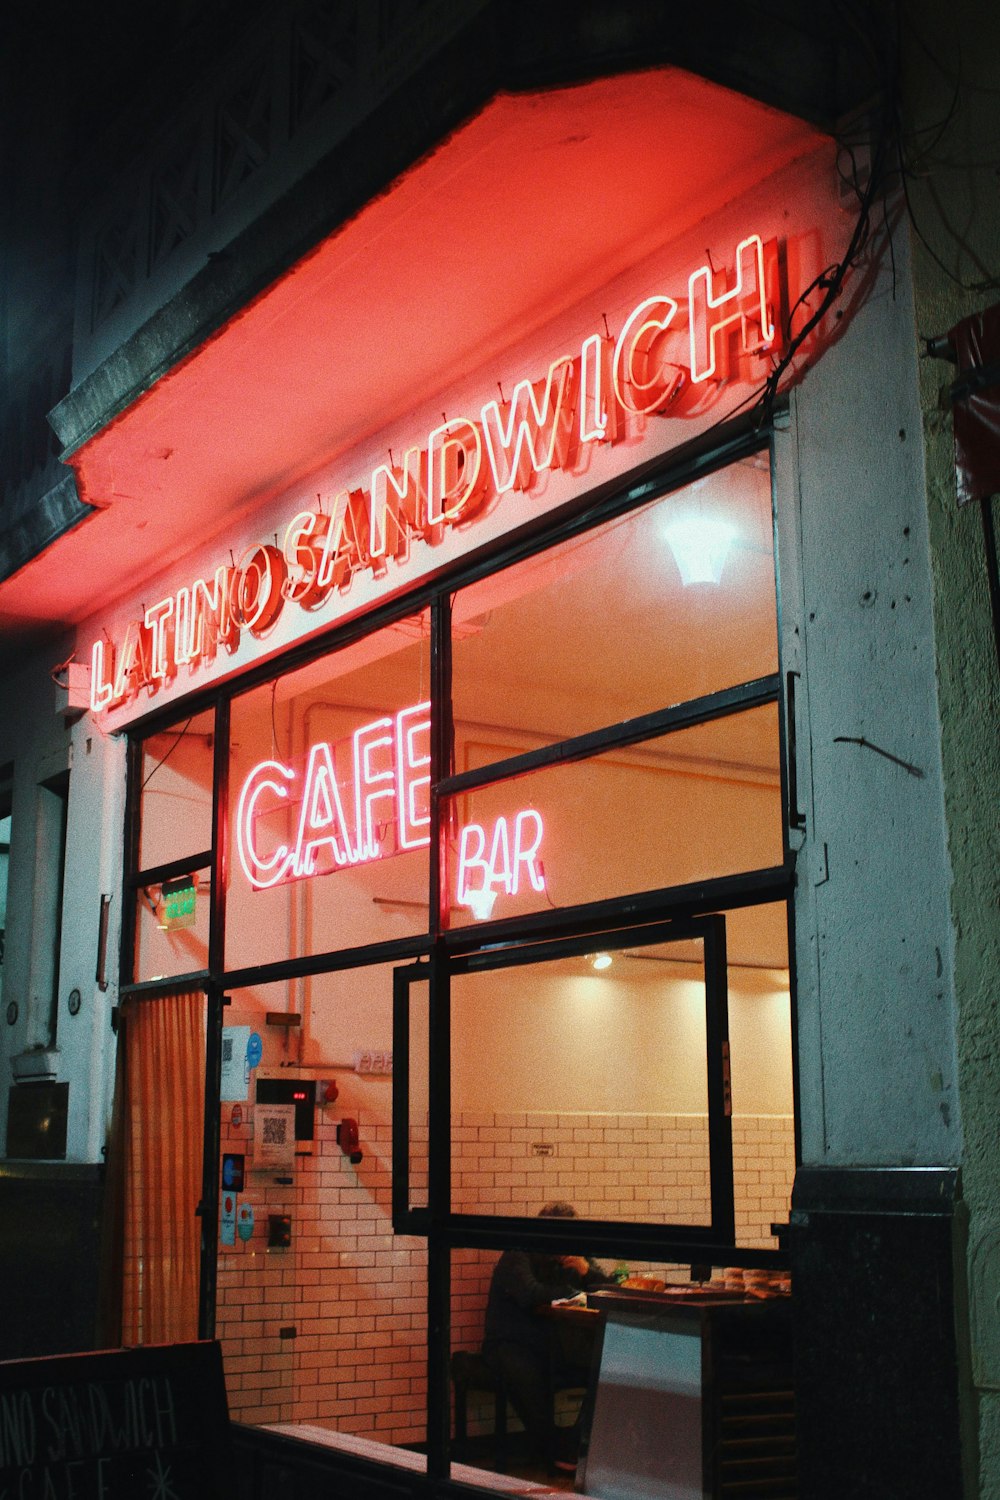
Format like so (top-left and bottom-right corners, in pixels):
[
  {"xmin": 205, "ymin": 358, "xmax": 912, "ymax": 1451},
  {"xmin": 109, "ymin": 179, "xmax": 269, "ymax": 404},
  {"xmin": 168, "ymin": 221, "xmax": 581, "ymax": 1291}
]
[
  {"xmin": 214, "ymin": 1084, "xmax": 791, "ymax": 1443},
  {"xmin": 449, "ymin": 963, "xmax": 792, "ymax": 1118}
]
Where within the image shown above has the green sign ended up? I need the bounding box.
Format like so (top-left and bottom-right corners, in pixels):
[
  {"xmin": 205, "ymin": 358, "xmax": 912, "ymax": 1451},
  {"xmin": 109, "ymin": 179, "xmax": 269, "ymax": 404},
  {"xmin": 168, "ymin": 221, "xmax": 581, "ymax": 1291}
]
[{"xmin": 162, "ymin": 875, "xmax": 197, "ymax": 930}]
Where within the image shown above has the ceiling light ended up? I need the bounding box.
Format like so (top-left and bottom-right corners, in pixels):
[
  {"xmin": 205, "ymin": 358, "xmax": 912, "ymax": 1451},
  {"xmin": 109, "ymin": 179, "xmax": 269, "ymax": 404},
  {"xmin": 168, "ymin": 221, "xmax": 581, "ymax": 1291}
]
[
  {"xmin": 592, "ymin": 952, "xmax": 613, "ymax": 971},
  {"xmin": 466, "ymin": 889, "xmax": 499, "ymax": 921},
  {"xmin": 663, "ymin": 516, "xmax": 736, "ymax": 585}
]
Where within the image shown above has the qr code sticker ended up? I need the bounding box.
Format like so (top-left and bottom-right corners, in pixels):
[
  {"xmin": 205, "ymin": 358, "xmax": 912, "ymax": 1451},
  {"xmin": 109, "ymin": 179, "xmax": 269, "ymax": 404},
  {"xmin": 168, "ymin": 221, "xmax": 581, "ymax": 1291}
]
[
  {"xmin": 263, "ymin": 1115, "xmax": 288, "ymax": 1146},
  {"xmin": 222, "ymin": 1037, "xmax": 233, "ymax": 1063}
]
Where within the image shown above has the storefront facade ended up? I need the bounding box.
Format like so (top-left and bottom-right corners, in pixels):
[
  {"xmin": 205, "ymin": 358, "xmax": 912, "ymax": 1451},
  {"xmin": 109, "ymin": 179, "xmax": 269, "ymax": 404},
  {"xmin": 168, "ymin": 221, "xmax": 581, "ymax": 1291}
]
[{"xmin": 1, "ymin": 5, "xmax": 996, "ymax": 1496}]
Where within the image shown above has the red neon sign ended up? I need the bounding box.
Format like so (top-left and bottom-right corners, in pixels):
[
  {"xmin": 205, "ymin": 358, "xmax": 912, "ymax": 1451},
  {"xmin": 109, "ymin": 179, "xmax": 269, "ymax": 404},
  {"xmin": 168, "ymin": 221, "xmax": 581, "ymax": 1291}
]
[
  {"xmin": 92, "ymin": 231, "xmax": 782, "ymax": 715},
  {"xmin": 688, "ymin": 233, "xmax": 776, "ymax": 384},
  {"xmin": 234, "ymin": 701, "xmax": 544, "ymax": 917}
]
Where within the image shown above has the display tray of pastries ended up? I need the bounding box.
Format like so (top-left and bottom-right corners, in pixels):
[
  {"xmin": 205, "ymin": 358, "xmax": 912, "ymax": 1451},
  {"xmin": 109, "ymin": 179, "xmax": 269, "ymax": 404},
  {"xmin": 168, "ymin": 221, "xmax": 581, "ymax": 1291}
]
[
  {"xmin": 594, "ymin": 1279, "xmax": 745, "ymax": 1301},
  {"xmin": 592, "ymin": 1270, "xmax": 791, "ymax": 1302}
]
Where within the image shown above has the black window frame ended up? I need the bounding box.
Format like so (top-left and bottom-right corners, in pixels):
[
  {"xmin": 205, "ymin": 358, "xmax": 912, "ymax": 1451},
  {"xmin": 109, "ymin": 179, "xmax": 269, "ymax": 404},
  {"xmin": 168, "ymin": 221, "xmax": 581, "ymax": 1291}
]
[
  {"xmin": 117, "ymin": 413, "xmax": 799, "ymax": 1461},
  {"xmin": 393, "ymin": 912, "xmax": 736, "ymax": 1245}
]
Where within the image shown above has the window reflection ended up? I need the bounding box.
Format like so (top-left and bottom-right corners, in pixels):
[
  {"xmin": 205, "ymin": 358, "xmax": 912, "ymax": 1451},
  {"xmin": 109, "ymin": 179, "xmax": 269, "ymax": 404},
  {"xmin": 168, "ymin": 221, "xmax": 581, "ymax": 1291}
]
[{"xmin": 135, "ymin": 874, "xmax": 211, "ymax": 981}]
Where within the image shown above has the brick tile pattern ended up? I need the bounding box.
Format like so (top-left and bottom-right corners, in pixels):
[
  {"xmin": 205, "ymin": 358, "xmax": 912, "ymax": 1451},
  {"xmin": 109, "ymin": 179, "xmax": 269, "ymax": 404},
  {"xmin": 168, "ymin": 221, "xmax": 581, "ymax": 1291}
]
[{"xmin": 205, "ymin": 1105, "xmax": 793, "ymax": 1444}]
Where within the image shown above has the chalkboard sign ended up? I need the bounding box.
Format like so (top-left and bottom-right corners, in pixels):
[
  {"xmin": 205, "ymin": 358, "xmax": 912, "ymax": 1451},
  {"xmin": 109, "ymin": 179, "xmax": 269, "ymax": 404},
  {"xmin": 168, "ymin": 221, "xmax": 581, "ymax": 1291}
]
[{"xmin": 0, "ymin": 1340, "xmax": 231, "ymax": 1498}]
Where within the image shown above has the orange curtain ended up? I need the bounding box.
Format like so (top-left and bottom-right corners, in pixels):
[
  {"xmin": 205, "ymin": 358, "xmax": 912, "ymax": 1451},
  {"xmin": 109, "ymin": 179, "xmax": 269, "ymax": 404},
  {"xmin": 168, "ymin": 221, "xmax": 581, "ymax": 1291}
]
[{"xmin": 121, "ymin": 989, "xmax": 206, "ymax": 1345}]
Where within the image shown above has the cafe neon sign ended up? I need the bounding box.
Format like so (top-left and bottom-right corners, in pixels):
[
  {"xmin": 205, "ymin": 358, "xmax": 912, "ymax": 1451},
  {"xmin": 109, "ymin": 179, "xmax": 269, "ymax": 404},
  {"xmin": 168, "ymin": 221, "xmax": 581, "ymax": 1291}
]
[
  {"xmin": 235, "ymin": 700, "xmax": 545, "ymax": 917},
  {"xmin": 91, "ymin": 232, "xmax": 780, "ymax": 715}
]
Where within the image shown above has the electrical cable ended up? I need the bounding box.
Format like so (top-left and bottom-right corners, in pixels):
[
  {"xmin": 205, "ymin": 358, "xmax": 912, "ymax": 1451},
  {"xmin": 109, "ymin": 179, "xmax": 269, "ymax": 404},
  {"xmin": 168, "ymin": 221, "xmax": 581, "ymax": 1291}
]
[
  {"xmin": 752, "ymin": 2, "xmax": 910, "ymax": 421},
  {"xmin": 141, "ymin": 716, "xmax": 193, "ymax": 789},
  {"xmin": 48, "ymin": 652, "xmax": 76, "ymax": 687},
  {"xmin": 893, "ymin": 2, "xmax": 1000, "ymax": 291}
]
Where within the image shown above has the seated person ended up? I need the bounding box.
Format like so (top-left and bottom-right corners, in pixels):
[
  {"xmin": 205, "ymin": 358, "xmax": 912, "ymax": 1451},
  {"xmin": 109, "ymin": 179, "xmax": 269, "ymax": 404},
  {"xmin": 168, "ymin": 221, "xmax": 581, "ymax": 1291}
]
[{"xmin": 482, "ymin": 1201, "xmax": 609, "ymax": 1471}]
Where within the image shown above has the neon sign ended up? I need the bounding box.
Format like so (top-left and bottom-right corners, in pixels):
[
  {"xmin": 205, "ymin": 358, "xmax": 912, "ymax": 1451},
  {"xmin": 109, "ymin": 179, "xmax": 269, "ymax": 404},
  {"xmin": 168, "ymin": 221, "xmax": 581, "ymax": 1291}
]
[
  {"xmin": 689, "ymin": 234, "xmax": 776, "ymax": 383},
  {"xmin": 92, "ymin": 232, "xmax": 780, "ymax": 714},
  {"xmin": 235, "ymin": 700, "xmax": 545, "ymax": 918},
  {"xmin": 456, "ymin": 812, "xmax": 545, "ymax": 906},
  {"xmin": 236, "ymin": 702, "xmax": 431, "ymax": 887}
]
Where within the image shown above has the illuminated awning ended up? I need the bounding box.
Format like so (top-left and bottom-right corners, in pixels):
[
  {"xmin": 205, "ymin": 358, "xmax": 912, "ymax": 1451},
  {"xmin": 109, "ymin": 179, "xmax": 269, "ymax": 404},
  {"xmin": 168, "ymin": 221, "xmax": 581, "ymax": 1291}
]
[{"xmin": 0, "ymin": 69, "xmax": 822, "ymax": 634}]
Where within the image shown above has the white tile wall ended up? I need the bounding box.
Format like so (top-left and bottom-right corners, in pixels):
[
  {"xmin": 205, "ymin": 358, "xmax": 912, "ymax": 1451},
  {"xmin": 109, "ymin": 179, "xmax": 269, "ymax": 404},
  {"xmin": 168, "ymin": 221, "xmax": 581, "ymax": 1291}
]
[{"xmin": 204, "ymin": 1106, "xmax": 793, "ymax": 1444}]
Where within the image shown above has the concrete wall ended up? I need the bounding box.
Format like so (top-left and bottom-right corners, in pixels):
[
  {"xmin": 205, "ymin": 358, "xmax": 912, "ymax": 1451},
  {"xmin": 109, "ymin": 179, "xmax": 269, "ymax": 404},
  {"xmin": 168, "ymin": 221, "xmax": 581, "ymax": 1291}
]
[
  {"xmin": 784, "ymin": 215, "xmax": 961, "ymax": 1168},
  {"xmin": 0, "ymin": 641, "xmax": 123, "ymax": 1357},
  {"xmin": 0, "ymin": 640, "xmax": 123, "ymax": 1162},
  {"xmin": 902, "ymin": 4, "xmax": 1000, "ymax": 1493}
]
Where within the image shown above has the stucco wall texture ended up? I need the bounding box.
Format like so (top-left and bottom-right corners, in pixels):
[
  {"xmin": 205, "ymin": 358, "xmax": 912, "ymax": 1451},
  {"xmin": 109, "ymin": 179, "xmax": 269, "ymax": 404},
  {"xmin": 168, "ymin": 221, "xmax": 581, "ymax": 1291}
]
[{"xmin": 903, "ymin": 4, "xmax": 1000, "ymax": 1492}]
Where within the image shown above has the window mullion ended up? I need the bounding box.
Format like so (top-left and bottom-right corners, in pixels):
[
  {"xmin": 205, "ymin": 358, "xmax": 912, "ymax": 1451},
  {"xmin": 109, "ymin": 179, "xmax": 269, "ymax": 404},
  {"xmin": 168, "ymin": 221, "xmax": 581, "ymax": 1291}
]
[{"xmin": 438, "ymin": 673, "xmax": 781, "ymax": 799}]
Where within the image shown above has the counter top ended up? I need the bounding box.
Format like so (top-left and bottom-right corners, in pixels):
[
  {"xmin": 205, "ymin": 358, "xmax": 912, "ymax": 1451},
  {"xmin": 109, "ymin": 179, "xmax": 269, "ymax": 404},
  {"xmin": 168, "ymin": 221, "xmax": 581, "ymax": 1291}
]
[{"xmin": 587, "ymin": 1286, "xmax": 791, "ymax": 1320}]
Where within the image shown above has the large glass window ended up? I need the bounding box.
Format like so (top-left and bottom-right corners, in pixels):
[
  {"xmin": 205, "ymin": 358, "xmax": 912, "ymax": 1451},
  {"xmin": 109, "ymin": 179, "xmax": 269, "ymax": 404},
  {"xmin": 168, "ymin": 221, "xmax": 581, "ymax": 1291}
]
[
  {"xmin": 448, "ymin": 1250, "xmax": 793, "ymax": 1490},
  {"xmin": 451, "ymin": 459, "xmax": 777, "ymax": 757},
  {"xmin": 445, "ymin": 705, "xmax": 783, "ymax": 927},
  {"xmin": 216, "ymin": 970, "xmax": 427, "ymax": 1442},
  {"xmin": 443, "ymin": 455, "xmax": 782, "ymax": 937},
  {"xmin": 725, "ymin": 902, "xmax": 795, "ymax": 1252},
  {"xmin": 122, "ymin": 443, "xmax": 796, "ymax": 1487},
  {"xmin": 138, "ymin": 708, "xmax": 215, "ymax": 871},
  {"xmin": 448, "ymin": 925, "xmax": 723, "ymax": 1231}
]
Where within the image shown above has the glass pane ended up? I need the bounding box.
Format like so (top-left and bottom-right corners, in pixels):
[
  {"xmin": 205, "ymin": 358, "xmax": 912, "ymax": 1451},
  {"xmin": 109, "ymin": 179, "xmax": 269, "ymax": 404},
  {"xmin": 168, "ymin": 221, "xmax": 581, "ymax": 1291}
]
[
  {"xmin": 135, "ymin": 872, "xmax": 211, "ymax": 981},
  {"xmin": 227, "ymin": 614, "xmax": 432, "ymax": 969},
  {"xmin": 451, "ymin": 457, "xmax": 776, "ymax": 762},
  {"xmin": 446, "ymin": 704, "xmax": 783, "ymax": 927},
  {"xmin": 726, "ymin": 903, "xmax": 795, "ymax": 1250},
  {"xmin": 217, "ymin": 969, "xmax": 427, "ymax": 1447},
  {"xmin": 451, "ymin": 937, "xmax": 710, "ymax": 1226},
  {"xmin": 579, "ymin": 1258, "xmax": 793, "ymax": 1498},
  {"xmin": 138, "ymin": 707, "xmax": 215, "ymax": 869},
  {"xmin": 450, "ymin": 1237, "xmax": 606, "ymax": 1484}
]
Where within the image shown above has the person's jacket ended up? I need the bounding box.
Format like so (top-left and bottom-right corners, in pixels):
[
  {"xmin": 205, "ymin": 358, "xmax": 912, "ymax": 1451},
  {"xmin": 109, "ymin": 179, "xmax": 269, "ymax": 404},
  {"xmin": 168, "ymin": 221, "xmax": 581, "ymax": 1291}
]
[{"xmin": 483, "ymin": 1249, "xmax": 607, "ymax": 1357}]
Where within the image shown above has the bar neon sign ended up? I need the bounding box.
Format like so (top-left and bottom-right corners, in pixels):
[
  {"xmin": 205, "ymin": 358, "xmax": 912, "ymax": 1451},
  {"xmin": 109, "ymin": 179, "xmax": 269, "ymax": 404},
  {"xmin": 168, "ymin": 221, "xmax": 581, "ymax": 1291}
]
[
  {"xmin": 93, "ymin": 232, "xmax": 780, "ymax": 714},
  {"xmin": 456, "ymin": 812, "xmax": 545, "ymax": 913},
  {"xmin": 235, "ymin": 701, "xmax": 545, "ymax": 917}
]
